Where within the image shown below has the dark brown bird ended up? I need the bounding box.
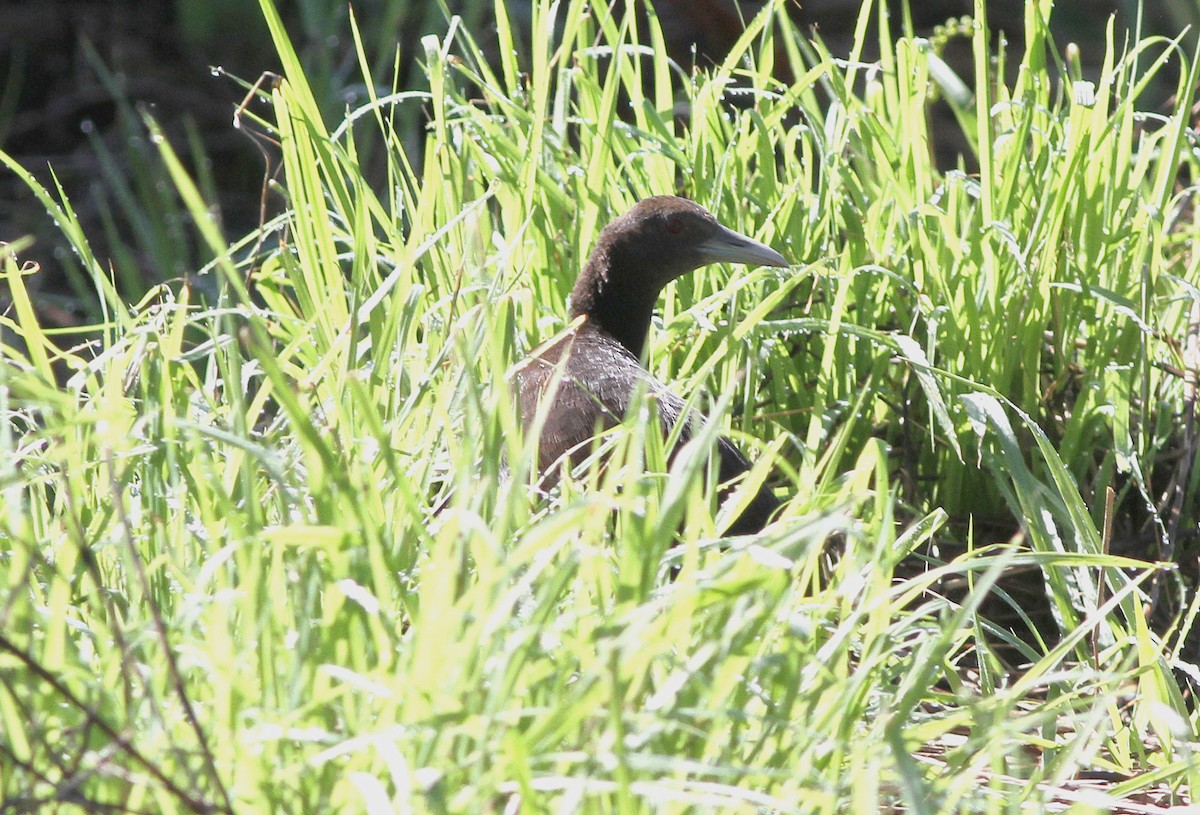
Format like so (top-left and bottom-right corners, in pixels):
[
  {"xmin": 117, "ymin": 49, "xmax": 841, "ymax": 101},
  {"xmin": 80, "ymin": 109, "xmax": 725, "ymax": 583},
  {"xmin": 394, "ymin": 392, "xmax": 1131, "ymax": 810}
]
[{"xmin": 518, "ymin": 196, "xmax": 788, "ymax": 534}]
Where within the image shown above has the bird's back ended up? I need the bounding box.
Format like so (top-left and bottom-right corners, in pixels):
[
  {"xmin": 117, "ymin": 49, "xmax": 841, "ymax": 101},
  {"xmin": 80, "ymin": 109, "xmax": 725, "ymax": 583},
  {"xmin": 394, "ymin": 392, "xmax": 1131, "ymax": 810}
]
[
  {"xmin": 518, "ymin": 321, "xmax": 780, "ymax": 533},
  {"xmin": 518, "ymin": 322, "xmax": 684, "ymax": 473}
]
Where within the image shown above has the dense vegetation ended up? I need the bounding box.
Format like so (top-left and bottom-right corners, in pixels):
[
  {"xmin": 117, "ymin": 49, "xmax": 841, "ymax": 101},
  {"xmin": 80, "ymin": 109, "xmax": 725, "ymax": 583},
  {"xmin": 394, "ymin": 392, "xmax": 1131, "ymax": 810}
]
[{"xmin": 2, "ymin": 0, "xmax": 1198, "ymax": 811}]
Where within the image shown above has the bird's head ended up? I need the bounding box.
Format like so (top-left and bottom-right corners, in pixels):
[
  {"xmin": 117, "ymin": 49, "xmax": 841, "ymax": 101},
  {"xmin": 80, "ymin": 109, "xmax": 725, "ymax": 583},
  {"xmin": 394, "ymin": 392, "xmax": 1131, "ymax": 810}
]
[
  {"xmin": 594, "ymin": 196, "xmax": 788, "ymax": 292},
  {"xmin": 567, "ymin": 195, "xmax": 789, "ymax": 357}
]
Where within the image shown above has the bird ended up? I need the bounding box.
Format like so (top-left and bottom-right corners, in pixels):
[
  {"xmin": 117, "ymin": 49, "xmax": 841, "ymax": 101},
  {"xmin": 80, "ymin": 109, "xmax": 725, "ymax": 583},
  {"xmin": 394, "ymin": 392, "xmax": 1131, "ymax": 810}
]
[{"xmin": 517, "ymin": 195, "xmax": 788, "ymax": 535}]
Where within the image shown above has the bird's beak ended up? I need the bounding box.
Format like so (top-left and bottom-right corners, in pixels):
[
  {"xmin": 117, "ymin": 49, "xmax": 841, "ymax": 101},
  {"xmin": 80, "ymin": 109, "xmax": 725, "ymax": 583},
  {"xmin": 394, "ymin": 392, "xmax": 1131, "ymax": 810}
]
[{"xmin": 697, "ymin": 223, "xmax": 789, "ymax": 269}]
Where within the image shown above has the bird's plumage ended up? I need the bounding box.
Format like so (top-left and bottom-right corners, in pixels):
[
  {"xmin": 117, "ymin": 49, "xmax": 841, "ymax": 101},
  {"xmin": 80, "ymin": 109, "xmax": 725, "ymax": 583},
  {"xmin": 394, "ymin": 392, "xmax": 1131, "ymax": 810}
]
[{"xmin": 518, "ymin": 196, "xmax": 787, "ymax": 534}]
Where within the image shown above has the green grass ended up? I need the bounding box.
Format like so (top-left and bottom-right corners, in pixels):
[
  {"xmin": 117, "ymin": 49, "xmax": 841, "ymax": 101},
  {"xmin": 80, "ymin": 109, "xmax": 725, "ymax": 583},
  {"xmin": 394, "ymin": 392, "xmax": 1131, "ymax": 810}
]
[{"xmin": 2, "ymin": 0, "xmax": 1199, "ymax": 811}]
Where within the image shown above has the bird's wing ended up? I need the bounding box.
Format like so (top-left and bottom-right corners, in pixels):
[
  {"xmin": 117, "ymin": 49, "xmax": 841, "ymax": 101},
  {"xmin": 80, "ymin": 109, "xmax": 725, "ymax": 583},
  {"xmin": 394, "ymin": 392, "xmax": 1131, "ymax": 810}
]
[{"xmin": 519, "ymin": 328, "xmax": 780, "ymax": 531}]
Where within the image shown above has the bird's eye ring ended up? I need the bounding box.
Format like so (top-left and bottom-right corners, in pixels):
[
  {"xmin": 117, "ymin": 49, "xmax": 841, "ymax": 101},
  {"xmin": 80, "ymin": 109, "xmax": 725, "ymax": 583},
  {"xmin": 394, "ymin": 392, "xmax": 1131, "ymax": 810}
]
[{"xmin": 665, "ymin": 215, "xmax": 684, "ymax": 234}]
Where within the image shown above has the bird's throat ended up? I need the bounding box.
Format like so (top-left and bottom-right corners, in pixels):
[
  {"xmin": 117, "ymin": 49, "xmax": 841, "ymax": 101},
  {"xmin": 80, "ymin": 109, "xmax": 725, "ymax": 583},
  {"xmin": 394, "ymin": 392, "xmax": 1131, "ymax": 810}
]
[{"xmin": 570, "ymin": 261, "xmax": 660, "ymax": 359}]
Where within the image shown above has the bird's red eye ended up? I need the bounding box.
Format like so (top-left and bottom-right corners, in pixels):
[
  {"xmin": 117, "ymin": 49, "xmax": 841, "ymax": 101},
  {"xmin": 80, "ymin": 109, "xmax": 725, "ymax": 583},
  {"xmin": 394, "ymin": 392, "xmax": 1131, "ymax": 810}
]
[{"xmin": 665, "ymin": 215, "xmax": 684, "ymax": 234}]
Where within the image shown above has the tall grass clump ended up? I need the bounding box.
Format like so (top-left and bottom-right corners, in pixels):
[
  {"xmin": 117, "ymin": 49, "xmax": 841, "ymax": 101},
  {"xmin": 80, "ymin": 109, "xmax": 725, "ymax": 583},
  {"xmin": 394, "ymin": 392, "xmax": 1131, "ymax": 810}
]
[{"xmin": 1, "ymin": 0, "xmax": 1198, "ymax": 811}]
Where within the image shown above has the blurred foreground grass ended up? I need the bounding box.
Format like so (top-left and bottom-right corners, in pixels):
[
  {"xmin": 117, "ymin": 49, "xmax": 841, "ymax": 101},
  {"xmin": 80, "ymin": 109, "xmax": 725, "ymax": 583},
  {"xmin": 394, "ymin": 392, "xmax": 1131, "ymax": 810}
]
[{"xmin": 1, "ymin": 0, "xmax": 1199, "ymax": 811}]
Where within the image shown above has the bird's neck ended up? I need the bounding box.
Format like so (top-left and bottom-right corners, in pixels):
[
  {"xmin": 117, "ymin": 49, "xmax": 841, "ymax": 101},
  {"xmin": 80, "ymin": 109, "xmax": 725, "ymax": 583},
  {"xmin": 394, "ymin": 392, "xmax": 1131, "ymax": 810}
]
[{"xmin": 569, "ymin": 254, "xmax": 661, "ymax": 359}]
